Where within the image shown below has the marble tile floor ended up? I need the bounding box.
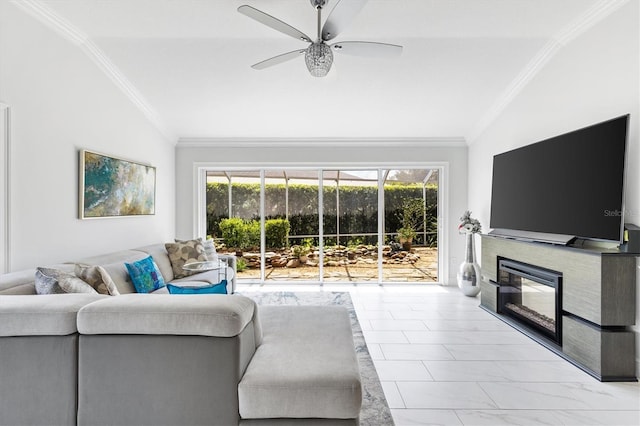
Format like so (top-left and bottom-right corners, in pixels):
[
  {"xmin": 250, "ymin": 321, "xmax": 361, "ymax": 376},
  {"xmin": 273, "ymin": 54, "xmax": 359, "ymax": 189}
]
[{"xmin": 237, "ymin": 284, "xmax": 640, "ymax": 426}]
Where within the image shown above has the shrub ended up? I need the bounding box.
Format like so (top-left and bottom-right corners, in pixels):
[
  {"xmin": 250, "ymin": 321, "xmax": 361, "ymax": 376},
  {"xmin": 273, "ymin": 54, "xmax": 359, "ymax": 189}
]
[
  {"xmin": 291, "ymin": 244, "xmax": 311, "ymax": 258},
  {"xmin": 219, "ymin": 218, "xmax": 260, "ymax": 250},
  {"xmin": 244, "ymin": 220, "xmax": 260, "ymax": 249},
  {"xmin": 219, "ymin": 218, "xmax": 245, "ymax": 249},
  {"xmin": 265, "ymin": 218, "xmax": 290, "ymax": 249}
]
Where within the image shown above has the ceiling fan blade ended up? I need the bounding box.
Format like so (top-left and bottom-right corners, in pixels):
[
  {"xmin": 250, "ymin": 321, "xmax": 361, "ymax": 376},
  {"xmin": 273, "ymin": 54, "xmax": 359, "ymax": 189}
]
[
  {"xmin": 251, "ymin": 49, "xmax": 306, "ymax": 70},
  {"xmin": 321, "ymin": 0, "xmax": 368, "ymax": 41},
  {"xmin": 331, "ymin": 41, "xmax": 403, "ymax": 57},
  {"xmin": 238, "ymin": 5, "xmax": 312, "ymax": 43}
]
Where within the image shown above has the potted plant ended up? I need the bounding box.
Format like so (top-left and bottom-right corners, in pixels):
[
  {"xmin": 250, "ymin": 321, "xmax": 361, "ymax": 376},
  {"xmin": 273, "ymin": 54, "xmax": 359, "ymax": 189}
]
[
  {"xmin": 396, "ymin": 198, "xmax": 426, "ymax": 251},
  {"xmin": 396, "ymin": 226, "xmax": 417, "ymax": 251}
]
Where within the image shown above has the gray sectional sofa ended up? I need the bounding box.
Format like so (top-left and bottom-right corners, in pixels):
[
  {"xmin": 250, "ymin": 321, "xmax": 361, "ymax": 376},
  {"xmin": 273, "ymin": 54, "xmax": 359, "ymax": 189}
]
[{"xmin": 0, "ymin": 243, "xmax": 363, "ymax": 425}]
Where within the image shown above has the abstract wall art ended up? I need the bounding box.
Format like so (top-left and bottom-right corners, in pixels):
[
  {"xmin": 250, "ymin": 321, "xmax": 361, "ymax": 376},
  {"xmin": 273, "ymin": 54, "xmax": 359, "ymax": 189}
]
[{"xmin": 79, "ymin": 150, "xmax": 156, "ymax": 219}]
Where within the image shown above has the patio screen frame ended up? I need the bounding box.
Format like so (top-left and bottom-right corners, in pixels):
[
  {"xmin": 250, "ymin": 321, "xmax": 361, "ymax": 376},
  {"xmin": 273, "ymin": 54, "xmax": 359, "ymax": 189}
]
[{"xmin": 194, "ymin": 163, "xmax": 448, "ymax": 285}]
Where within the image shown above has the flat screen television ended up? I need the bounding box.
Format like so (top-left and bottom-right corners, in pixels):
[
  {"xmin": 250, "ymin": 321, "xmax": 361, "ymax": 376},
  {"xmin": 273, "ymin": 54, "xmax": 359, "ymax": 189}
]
[{"xmin": 489, "ymin": 115, "xmax": 629, "ymax": 245}]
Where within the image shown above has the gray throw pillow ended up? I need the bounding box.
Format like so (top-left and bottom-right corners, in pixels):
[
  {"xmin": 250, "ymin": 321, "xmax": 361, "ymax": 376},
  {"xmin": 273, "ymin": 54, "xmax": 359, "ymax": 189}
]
[{"xmin": 35, "ymin": 267, "xmax": 98, "ymax": 295}]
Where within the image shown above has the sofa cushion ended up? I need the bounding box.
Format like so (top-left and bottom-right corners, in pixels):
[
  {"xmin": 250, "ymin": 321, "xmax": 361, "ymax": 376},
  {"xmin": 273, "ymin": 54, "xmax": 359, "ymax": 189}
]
[
  {"xmin": 0, "ymin": 294, "xmax": 107, "ymax": 336},
  {"xmin": 125, "ymin": 256, "xmax": 166, "ymax": 293},
  {"xmin": 77, "ymin": 294, "xmax": 257, "ymax": 337},
  {"xmin": 75, "ymin": 264, "xmax": 120, "ymax": 296},
  {"xmin": 35, "ymin": 267, "xmax": 98, "ymax": 295},
  {"xmin": 238, "ymin": 306, "xmax": 362, "ymax": 420},
  {"xmin": 165, "ymin": 240, "xmax": 207, "ymax": 279}
]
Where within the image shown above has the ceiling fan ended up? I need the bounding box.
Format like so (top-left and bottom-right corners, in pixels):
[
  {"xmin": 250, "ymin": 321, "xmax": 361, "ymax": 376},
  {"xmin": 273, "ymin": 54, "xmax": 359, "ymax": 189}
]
[{"xmin": 238, "ymin": 0, "xmax": 403, "ymax": 77}]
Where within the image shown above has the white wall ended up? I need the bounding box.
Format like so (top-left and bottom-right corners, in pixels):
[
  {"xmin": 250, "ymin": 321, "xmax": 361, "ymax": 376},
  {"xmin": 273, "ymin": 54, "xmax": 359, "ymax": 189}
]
[
  {"xmin": 0, "ymin": 3, "xmax": 175, "ymax": 271},
  {"xmin": 468, "ymin": 2, "xmax": 640, "ymax": 374},
  {"xmin": 175, "ymin": 143, "xmax": 468, "ymax": 285}
]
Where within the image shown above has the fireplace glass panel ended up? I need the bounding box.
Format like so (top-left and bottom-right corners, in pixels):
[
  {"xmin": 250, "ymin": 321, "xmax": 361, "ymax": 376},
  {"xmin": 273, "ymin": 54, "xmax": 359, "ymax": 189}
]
[
  {"xmin": 498, "ymin": 259, "xmax": 562, "ymax": 344},
  {"xmin": 504, "ymin": 277, "xmax": 556, "ymax": 334}
]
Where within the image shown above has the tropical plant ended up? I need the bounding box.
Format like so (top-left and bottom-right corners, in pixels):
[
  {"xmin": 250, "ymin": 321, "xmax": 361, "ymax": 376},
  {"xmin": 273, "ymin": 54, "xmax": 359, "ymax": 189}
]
[{"xmin": 396, "ymin": 198, "xmax": 426, "ymax": 242}]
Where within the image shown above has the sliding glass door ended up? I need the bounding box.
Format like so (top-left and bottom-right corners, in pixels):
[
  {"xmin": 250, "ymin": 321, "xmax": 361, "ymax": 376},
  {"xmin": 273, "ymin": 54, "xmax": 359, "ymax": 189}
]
[
  {"xmin": 205, "ymin": 167, "xmax": 440, "ymax": 284},
  {"xmin": 263, "ymin": 170, "xmax": 320, "ymax": 283},
  {"xmin": 323, "ymin": 170, "xmax": 379, "ymax": 282},
  {"xmin": 206, "ymin": 170, "xmax": 261, "ymax": 281},
  {"xmin": 382, "ymin": 169, "xmax": 439, "ymax": 282}
]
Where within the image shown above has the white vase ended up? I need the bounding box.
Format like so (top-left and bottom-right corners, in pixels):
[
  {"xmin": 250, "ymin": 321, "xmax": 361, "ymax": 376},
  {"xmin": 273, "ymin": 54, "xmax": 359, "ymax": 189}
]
[{"xmin": 457, "ymin": 233, "xmax": 481, "ymax": 297}]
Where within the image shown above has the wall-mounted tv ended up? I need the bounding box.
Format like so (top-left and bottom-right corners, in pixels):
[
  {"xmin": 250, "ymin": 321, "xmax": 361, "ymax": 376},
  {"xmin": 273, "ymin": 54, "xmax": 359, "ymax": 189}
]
[{"xmin": 489, "ymin": 115, "xmax": 629, "ymax": 245}]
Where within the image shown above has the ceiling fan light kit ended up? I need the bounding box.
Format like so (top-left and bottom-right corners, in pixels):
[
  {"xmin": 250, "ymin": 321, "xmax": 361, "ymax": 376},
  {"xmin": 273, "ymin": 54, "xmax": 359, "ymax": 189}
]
[
  {"xmin": 238, "ymin": 0, "xmax": 402, "ymax": 78},
  {"xmin": 305, "ymin": 42, "xmax": 333, "ymax": 77}
]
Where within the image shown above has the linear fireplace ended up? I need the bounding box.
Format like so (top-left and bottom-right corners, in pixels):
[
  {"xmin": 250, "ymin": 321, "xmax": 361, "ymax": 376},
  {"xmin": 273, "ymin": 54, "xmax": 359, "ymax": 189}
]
[{"xmin": 497, "ymin": 259, "xmax": 562, "ymax": 345}]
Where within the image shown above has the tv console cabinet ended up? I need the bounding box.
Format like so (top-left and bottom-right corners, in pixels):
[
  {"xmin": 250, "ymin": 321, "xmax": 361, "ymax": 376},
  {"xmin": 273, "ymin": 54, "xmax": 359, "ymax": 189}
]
[{"xmin": 479, "ymin": 234, "xmax": 637, "ymax": 381}]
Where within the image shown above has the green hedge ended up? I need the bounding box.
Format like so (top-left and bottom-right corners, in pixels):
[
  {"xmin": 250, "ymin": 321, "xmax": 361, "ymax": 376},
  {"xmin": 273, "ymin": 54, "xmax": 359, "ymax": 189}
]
[{"xmin": 207, "ymin": 181, "xmax": 438, "ymax": 247}]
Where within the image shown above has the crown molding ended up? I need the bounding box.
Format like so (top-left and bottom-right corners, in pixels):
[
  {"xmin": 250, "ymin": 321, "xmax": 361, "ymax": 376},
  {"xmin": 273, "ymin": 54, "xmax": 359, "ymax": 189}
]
[
  {"xmin": 10, "ymin": 0, "xmax": 176, "ymax": 143},
  {"xmin": 176, "ymin": 137, "xmax": 468, "ymax": 149},
  {"xmin": 467, "ymin": 0, "xmax": 629, "ymax": 144}
]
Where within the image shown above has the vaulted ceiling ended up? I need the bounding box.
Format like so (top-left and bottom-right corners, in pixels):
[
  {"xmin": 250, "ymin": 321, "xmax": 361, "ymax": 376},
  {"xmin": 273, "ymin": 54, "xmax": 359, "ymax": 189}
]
[{"xmin": 21, "ymin": 0, "xmax": 623, "ymax": 141}]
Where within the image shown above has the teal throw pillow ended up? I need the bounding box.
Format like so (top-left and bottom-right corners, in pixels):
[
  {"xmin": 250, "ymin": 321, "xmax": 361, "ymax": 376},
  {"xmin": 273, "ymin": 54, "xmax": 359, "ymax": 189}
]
[
  {"xmin": 167, "ymin": 280, "xmax": 227, "ymax": 295},
  {"xmin": 125, "ymin": 256, "xmax": 166, "ymax": 293}
]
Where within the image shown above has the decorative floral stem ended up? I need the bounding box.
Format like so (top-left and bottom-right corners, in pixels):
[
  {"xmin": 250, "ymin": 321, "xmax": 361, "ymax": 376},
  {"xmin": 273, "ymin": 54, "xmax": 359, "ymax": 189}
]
[{"xmin": 458, "ymin": 210, "xmax": 482, "ymax": 234}]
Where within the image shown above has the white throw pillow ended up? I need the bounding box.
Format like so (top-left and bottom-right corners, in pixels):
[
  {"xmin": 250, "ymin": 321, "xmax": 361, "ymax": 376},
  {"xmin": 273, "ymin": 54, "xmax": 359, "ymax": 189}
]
[{"xmin": 203, "ymin": 239, "xmax": 218, "ymax": 261}]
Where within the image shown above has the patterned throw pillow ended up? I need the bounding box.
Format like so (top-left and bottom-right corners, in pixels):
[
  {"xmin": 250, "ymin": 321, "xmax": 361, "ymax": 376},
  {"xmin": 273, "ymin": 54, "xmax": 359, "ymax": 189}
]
[
  {"xmin": 174, "ymin": 237, "xmax": 217, "ymax": 261},
  {"xmin": 125, "ymin": 256, "xmax": 166, "ymax": 293},
  {"xmin": 75, "ymin": 264, "xmax": 121, "ymax": 296},
  {"xmin": 165, "ymin": 240, "xmax": 207, "ymax": 279},
  {"xmin": 35, "ymin": 267, "xmax": 98, "ymax": 295}
]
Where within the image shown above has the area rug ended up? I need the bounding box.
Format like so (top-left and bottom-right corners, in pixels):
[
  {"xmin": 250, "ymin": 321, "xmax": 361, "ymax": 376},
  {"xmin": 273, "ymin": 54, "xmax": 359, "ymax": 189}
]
[{"xmin": 239, "ymin": 291, "xmax": 395, "ymax": 426}]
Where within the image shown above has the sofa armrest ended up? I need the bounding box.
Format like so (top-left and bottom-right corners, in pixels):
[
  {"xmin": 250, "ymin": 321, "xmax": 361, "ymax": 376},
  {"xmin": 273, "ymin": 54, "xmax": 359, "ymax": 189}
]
[{"xmin": 218, "ymin": 254, "xmax": 238, "ymax": 293}]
